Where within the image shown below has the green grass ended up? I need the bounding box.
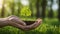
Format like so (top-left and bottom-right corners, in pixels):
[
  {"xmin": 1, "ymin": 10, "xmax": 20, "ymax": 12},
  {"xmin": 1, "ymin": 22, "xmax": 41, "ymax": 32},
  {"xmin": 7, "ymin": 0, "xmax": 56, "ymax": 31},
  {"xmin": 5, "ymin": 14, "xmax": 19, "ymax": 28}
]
[{"xmin": 0, "ymin": 18, "xmax": 59, "ymax": 34}]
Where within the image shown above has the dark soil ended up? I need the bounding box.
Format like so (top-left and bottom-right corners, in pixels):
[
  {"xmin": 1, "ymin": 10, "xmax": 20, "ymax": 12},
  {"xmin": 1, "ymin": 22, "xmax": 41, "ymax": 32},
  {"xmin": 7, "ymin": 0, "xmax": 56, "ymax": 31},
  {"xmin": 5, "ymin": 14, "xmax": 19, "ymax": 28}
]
[{"xmin": 24, "ymin": 21, "xmax": 35, "ymax": 25}]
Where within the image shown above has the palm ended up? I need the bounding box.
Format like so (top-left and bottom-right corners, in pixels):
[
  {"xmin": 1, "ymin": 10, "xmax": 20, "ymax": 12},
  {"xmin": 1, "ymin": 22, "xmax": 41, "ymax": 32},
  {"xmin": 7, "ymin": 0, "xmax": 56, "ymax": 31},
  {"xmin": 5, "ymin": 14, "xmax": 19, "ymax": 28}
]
[{"xmin": 0, "ymin": 15, "xmax": 42, "ymax": 31}]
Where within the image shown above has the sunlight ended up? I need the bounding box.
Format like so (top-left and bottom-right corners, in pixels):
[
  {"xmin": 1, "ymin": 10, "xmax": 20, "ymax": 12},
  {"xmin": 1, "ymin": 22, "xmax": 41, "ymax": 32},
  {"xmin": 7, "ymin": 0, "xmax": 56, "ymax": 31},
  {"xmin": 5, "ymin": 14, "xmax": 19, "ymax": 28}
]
[
  {"xmin": 0, "ymin": 0, "xmax": 3, "ymax": 8},
  {"xmin": 20, "ymin": 0, "xmax": 29, "ymax": 6},
  {"xmin": 52, "ymin": 4, "xmax": 58, "ymax": 10}
]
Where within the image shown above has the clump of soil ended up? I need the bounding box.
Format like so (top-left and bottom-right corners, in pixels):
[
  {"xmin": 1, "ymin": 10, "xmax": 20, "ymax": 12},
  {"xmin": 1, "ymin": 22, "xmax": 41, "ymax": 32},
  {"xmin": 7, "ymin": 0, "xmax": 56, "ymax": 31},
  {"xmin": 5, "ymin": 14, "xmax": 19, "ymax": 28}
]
[{"xmin": 24, "ymin": 21, "xmax": 35, "ymax": 25}]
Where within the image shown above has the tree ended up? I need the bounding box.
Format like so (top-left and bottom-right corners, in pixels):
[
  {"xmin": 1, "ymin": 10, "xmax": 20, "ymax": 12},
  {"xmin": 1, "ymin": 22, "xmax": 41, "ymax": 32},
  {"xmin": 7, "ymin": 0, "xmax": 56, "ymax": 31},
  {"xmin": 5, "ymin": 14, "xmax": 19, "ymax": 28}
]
[
  {"xmin": 11, "ymin": 0, "xmax": 15, "ymax": 15},
  {"xmin": 41, "ymin": 0, "xmax": 47, "ymax": 18},
  {"xmin": 58, "ymin": 0, "xmax": 60, "ymax": 20},
  {"xmin": 17, "ymin": 0, "xmax": 21, "ymax": 17},
  {"xmin": 29, "ymin": 0, "xmax": 33, "ymax": 17},
  {"xmin": 48, "ymin": 0, "xmax": 54, "ymax": 18},
  {"xmin": 36, "ymin": 0, "xmax": 41, "ymax": 18},
  {"xmin": 1, "ymin": 0, "xmax": 5, "ymax": 17}
]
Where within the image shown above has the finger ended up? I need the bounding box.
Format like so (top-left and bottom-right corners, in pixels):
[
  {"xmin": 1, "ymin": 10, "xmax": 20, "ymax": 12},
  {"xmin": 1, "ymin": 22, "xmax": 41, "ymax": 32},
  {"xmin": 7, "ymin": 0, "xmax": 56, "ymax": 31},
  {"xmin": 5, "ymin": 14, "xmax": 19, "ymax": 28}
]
[{"xmin": 8, "ymin": 16, "xmax": 26, "ymax": 26}]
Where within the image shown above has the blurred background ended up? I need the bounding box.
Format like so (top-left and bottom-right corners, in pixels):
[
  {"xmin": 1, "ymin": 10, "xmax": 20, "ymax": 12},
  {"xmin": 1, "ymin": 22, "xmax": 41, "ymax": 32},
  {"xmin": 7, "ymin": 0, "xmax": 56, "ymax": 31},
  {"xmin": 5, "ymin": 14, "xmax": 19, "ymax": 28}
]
[{"xmin": 0, "ymin": 0, "xmax": 60, "ymax": 34}]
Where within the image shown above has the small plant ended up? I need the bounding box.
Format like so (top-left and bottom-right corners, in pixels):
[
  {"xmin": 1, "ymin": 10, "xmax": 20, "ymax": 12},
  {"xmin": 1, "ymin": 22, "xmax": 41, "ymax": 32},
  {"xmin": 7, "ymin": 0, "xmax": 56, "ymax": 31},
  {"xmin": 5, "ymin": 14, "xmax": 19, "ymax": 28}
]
[{"xmin": 20, "ymin": 7, "xmax": 31, "ymax": 17}]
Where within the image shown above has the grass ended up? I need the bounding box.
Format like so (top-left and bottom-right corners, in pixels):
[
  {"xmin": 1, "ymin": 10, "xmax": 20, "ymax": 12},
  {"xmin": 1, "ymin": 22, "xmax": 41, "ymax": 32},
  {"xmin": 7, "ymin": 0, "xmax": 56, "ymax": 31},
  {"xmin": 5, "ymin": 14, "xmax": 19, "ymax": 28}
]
[{"xmin": 0, "ymin": 18, "xmax": 59, "ymax": 34}]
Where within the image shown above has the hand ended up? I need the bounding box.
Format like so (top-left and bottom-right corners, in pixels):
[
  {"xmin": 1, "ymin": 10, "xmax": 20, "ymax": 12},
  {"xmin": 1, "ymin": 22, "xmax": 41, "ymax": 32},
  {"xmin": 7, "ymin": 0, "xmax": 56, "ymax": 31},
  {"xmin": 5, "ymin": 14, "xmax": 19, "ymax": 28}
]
[
  {"xmin": 7, "ymin": 15, "xmax": 26, "ymax": 26},
  {"xmin": 36, "ymin": 18, "xmax": 42, "ymax": 23}
]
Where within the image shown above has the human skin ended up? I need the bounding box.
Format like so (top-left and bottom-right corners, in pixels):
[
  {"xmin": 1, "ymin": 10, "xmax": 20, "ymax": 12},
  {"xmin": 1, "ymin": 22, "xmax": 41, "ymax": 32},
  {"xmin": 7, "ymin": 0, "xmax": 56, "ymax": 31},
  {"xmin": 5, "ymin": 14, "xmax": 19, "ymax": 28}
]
[
  {"xmin": 0, "ymin": 18, "xmax": 9, "ymax": 27},
  {"xmin": 8, "ymin": 18, "xmax": 42, "ymax": 31},
  {"xmin": 7, "ymin": 15, "xmax": 26, "ymax": 26},
  {"xmin": 0, "ymin": 15, "xmax": 42, "ymax": 31},
  {"xmin": 0, "ymin": 15, "xmax": 26, "ymax": 27}
]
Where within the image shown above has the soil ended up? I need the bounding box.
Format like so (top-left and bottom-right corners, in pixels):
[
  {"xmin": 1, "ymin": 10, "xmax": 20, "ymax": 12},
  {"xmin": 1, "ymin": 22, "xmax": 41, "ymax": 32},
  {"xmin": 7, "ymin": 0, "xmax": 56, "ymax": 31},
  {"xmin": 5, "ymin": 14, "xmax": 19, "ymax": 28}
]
[{"xmin": 24, "ymin": 21, "xmax": 35, "ymax": 25}]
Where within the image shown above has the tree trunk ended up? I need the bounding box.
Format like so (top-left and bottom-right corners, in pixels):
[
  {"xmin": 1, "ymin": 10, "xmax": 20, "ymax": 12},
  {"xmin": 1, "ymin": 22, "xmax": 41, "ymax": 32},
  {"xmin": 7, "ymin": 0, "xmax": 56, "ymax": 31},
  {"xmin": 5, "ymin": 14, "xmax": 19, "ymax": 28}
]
[
  {"xmin": 36, "ymin": 0, "xmax": 40, "ymax": 18},
  {"xmin": 1, "ymin": 0, "xmax": 5, "ymax": 17},
  {"xmin": 17, "ymin": 0, "xmax": 21, "ymax": 17},
  {"xmin": 41, "ymin": 0, "xmax": 47, "ymax": 18},
  {"xmin": 48, "ymin": 0, "xmax": 53, "ymax": 18},
  {"xmin": 29, "ymin": 1, "xmax": 33, "ymax": 17},
  {"xmin": 58, "ymin": 0, "xmax": 60, "ymax": 21},
  {"xmin": 11, "ymin": 1, "xmax": 15, "ymax": 15}
]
